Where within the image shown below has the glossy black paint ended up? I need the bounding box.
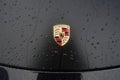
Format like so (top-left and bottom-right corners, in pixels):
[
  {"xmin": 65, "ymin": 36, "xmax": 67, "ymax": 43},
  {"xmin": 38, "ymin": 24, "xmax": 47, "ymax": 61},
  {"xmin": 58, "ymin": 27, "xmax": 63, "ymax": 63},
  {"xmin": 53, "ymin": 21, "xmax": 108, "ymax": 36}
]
[{"xmin": 0, "ymin": 0, "xmax": 120, "ymax": 72}]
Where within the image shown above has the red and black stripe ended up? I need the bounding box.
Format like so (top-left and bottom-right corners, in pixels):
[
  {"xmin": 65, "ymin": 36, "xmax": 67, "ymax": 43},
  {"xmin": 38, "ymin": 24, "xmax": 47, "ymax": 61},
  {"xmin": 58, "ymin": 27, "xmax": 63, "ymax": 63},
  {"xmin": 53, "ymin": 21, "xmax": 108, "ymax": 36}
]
[
  {"xmin": 62, "ymin": 28, "xmax": 69, "ymax": 32},
  {"xmin": 65, "ymin": 32, "xmax": 70, "ymax": 36},
  {"xmin": 55, "ymin": 36, "xmax": 62, "ymax": 46},
  {"xmin": 62, "ymin": 28, "xmax": 70, "ymax": 36}
]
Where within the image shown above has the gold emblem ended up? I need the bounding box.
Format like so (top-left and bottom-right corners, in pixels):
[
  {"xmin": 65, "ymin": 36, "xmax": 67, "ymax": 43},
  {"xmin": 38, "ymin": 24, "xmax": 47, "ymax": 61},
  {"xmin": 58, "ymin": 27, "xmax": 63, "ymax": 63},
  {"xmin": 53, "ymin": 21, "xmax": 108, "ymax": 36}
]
[{"xmin": 53, "ymin": 24, "xmax": 70, "ymax": 46}]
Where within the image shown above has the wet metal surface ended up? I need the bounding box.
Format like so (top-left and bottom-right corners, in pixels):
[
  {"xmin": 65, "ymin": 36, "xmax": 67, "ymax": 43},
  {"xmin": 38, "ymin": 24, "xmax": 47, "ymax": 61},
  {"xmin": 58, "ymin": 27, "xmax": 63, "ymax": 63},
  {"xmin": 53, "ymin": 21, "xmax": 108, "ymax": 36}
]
[{"xmin": 0, "ymin": 0, "xmax": 120, "ymax": 71}]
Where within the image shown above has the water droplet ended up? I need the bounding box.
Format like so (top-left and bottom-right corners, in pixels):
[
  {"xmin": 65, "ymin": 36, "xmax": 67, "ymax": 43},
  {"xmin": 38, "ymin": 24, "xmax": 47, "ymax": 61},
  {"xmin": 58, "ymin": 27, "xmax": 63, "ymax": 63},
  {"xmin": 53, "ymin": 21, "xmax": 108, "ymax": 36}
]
[
  {"xmin": 28, "ymin": 14, "xmax": 31, "ymax": 16},
  {"xmin": 70, "ymin": 57, "xmax": 74, "ymax": 60},
  {"xmin": 86, "ymin": 13, "xmax": 89, "ymax": 17},
  {"xmin": 94, "ymin": 46, "xmax": 97, "ymax": 49},
  {"xmin": 22, "ymin": 40, "xmax": 26, "ymax": 43},
  {"xmin": 91, "ymin": 43, "xmax": 94, "ymax": 46},
  {"xmin": 20, "ymin": 34, "xmax": 24, "ymax": 38},
  {"xmin": 54, "ymin": 50, "xmax": 58, "ymax": 54},
  {"xmin": 112, "ymin": 41, "xmax": 114, "ymax": 43},
  {"xmin": 8, "ymin": 41, "xmax": 10, "ymax": 43},
  {"xmin": 49, "ymin": 0, "xmax": 52, "ymax": 4},
  {"xmin": 15, "ymin": 17, "xmax": 19, "ymax": 20},
  {"xmin": 45, "ymin": 8, "xmax": 48, "ymax": 11},
  {"xmin": 86, "ymin": 18, "xmax": 89, "ymax": 22},
  {"xmin": 35, "ymin": 38, "xmax": 38, "ymax": 41},
  {"xmin": 87, "ymin": 40, "xmax": 90, "ymax": 42},
  {"xmin": 40, "ymin": 34, "xmax": 43, "ymax": 37},
  {"xmin": 70, "ymin": 50, "xmax": 73, "ymax": 53},
  {"xmin": 14, "ymin": 47, "xmax": 16, "ymax": 49},
  {"xmin": 4, "ymin": 12, "xmax": 7, "ymax": 15},
  {"xmin": 3, "ymin": 3, "xmax": 7, "ymax": 6},
  {"xmin": 40, "ymin": 20, "xmax": 43, "ymax": 23},
  {"xmin": 70, "ymin": 54, "xmax": 74, "ymax": 57},
  {"xmin": 90, "ymin": 52, "xmax": 94, "ymax": 55},
  {"xmin": 105, "ymin": 23, "xmax": 108, "ymax": 26},
  {"xmin": 4, "ymin": 21, "xmax": 7, "ymax": 23},
  {"xmin": 67, "ymin": 11, "xmax": 70, "ymax": 13},
  {"xmin": 33, "ymin": 47, "xmax": 36, "ymax": 50},
  {"xmin": 92, "ymin": 36, "xmax": 95, "ymax": 39},
  {"xmin": 115, "ymin": 17, "xmax": 119, "ymax": 21},
  {"xmin": 32, "ymin": 16, "xmax": 36, "ymax": 20},
  {"xmin": 96, "ymin": 42, "xmax": 100, "ymax": 45},
  {"xmin": 63, "ymin": 53, "xmax": 67, "ymax": 56},
  {"xmin": 30, "ymin": 40, "xmax": 33, "ymax": 43},
  {"xmin": 51, "ymin": 54, "xmax": 54, "ymax": 56},
  {"xmin": 42, "ymin": 67, "xmax": 45, "ymax": 69},
  {"xmin": 8, "ymin": 52, "xmax": 10, "ymax": 54},
  {"xmin": 82, "ymin": 28, "xmax": 85, "ymax": 30},
  {"xmin": 101, "ymin": 28, "xmax": 104, "ymax": 31},
  {"xmin": 46, "ymin": 54, "xmax": 49, "ymax": 56},
  {"xmin": 61, "ymin": 16, "xmax": 64, "ymax": 20}
]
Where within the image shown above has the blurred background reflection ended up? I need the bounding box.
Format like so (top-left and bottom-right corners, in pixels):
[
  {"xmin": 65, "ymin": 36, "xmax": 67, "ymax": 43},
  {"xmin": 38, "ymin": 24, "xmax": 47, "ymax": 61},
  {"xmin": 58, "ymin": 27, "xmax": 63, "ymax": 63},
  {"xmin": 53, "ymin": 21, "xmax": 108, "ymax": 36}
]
[{"xmin": 0, "ymin": 66, "xmax": 120, "ymax": 80}]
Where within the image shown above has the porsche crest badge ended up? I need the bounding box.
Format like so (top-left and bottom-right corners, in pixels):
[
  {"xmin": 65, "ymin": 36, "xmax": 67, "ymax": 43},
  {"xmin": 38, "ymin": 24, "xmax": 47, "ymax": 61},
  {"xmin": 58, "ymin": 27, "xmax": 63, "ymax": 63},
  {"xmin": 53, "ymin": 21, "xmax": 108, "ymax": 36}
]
[{"xmin": 53, "ymin": 24, "xmax": 70, "ymax": 46}]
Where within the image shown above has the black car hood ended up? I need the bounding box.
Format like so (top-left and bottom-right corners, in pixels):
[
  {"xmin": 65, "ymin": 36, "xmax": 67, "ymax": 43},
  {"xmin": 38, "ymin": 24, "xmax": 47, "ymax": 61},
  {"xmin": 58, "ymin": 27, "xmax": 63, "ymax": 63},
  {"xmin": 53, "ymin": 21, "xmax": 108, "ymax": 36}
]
[{"xmin": 0, "ymin": 0, "xmax": 120, "ymax": 72}]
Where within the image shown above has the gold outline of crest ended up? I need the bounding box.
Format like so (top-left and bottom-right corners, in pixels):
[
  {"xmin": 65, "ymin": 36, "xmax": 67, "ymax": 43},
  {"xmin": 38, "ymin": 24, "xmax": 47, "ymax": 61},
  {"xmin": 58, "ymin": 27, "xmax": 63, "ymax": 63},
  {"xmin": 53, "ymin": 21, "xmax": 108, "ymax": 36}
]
[{"xmin": 53, "ymin": 24, "xmax": 70, "ymax": 46}]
